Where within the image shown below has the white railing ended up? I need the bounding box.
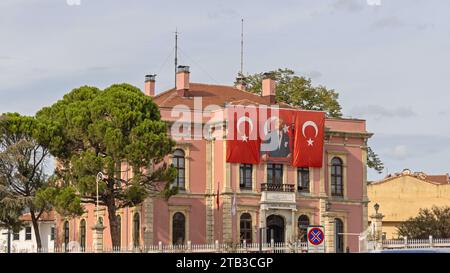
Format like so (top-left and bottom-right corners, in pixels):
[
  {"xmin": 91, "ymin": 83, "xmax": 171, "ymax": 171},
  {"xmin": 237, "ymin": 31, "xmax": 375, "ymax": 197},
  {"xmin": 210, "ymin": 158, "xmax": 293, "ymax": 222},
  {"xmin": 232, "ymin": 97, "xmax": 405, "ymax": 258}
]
[
  {"xmin": 382, "ymin": 236, "xmax": 450, "ymax": 249},
  {"xmin": 5, "ymin": 240, "xmax": 308, "ymax": 253}
]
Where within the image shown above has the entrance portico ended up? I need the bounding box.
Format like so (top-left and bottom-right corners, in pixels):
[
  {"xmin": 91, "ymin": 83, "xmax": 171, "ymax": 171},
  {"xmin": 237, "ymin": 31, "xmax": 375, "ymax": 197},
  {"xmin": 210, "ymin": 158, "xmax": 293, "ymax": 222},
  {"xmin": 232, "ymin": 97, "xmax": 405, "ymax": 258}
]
[{"xmin": 259, "ymin": 184, "xmax": 297, "ymax": 243}]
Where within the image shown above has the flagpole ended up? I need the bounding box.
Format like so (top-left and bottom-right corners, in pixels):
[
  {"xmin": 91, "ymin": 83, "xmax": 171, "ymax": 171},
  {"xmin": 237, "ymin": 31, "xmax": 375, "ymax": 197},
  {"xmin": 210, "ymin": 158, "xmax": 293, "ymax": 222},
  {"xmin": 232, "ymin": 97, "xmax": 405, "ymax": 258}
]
[{"xmin": 216, "ymin": 181, "xmax": 220, "ymax": 243}]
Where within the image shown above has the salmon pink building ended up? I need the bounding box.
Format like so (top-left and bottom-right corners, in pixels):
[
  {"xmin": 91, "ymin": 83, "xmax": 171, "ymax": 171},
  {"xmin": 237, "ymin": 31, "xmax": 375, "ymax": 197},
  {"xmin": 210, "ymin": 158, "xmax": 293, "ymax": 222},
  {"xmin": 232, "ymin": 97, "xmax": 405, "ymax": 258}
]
[{"xmin": 55, "ymin": 66, "xmax": 372, "ymax": 253}]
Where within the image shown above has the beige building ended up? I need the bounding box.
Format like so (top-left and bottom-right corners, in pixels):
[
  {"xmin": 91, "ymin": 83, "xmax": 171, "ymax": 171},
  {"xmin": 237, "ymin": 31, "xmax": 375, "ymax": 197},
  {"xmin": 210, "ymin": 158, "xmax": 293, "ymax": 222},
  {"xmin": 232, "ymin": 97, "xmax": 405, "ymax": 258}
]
[{"xmin": 367, "ymin": 169, "xmax": 450, "ymax": 239}]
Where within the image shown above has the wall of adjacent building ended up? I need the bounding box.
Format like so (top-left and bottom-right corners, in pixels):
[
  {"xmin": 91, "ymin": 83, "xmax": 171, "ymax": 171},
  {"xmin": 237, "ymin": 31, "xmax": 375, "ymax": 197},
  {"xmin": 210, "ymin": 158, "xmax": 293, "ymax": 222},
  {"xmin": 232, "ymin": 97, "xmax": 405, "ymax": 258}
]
[
  {"xmin": 0, "ymin": 222, "xmax": 54, "ymax": 252},
  {"xmin": 368, "ymin": 175, "xmax": 450, "ymax": 239}
]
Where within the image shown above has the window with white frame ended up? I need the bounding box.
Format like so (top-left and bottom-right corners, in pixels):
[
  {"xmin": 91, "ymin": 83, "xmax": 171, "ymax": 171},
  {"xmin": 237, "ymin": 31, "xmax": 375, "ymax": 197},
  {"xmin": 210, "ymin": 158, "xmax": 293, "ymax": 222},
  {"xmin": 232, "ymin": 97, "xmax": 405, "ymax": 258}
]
[
  {"xmin": 297, "ymin": 168, "xmax": 310, "ymax": 192},
  {"xmin": 330, "ymin": 157, "xmax": 344, "ymax": 197},
  {"xmin": 172, "ymin": 212, "xmax": 186, "ymax": 245},
  {"xmin": 240, "ymin": 164, "xmax": 253, "ymax": 190},
  {"xmin": 172, "ymin": 149, "xmax": 186, "ymax": 190}
]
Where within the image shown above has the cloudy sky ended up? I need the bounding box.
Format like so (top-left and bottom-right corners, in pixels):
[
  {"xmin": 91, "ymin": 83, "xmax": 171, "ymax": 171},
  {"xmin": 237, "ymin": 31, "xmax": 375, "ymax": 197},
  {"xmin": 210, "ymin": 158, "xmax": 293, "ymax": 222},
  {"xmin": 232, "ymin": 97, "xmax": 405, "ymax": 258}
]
[{"xmin": 1, "ymin": 0, "xmax": 449, "ymax": 181}]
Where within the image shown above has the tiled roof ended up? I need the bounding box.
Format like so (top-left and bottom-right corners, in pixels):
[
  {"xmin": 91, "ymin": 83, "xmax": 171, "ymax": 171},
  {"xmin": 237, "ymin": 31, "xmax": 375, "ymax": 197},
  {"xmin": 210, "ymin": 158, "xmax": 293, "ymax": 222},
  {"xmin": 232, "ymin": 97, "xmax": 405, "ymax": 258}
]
[
  {"xmin": 20, "ymin": 211, "xmax": 55, "ymax": 222},
  {"xmin": 369, "ymin": 169, "xmax": 450, "ymax": 185},
  {"xmin": 152, "ymin": 83, "xmax": 294, "ymax": 110},
  {"xmin": 427, "ymin": 175, "xmax": 450, "ymax": 184}
]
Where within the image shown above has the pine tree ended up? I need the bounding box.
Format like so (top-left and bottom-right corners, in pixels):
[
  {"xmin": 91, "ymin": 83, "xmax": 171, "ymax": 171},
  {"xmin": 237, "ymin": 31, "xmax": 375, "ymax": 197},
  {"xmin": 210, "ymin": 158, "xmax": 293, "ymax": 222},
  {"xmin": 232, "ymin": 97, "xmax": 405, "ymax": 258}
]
[{"xmin": 35, "ymin": 84, "xmax": 177, "ymax": 248}]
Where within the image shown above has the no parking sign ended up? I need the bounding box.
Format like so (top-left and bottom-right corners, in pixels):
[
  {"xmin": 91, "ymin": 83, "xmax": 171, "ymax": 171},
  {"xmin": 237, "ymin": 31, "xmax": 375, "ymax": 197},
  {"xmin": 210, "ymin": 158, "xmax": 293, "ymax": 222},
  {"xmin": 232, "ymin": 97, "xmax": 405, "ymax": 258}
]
[{"xmin": 307, "ymin": 226, "xmax": 325, "ymax": 253}]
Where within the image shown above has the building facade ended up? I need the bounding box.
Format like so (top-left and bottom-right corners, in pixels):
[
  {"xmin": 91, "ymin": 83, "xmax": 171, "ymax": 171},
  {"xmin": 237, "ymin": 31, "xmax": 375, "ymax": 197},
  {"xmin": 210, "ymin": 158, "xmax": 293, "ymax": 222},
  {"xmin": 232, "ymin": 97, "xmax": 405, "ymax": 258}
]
[
  {"xmin": 368, "ymin": 169, "xmax": 450, "ymax": 239},
  {"xmin": 55, "ymin": 67, "xmax": 371, "ymax": 253},
  {"xmin": 0, "ymin": 212, "xmax": 55, "ymax": 252}
]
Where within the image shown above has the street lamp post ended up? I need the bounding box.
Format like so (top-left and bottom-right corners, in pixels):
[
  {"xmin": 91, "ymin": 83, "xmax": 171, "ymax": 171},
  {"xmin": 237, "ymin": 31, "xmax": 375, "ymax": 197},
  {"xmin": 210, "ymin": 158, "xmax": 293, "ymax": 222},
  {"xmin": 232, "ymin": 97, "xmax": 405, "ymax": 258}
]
[
  {"xmin": 96, "ymin": 172, "xmax": 104, "ymax": 224},
  {"xmin": 92, "ymin": 172, "xmax": 106, "ymax": 253}
]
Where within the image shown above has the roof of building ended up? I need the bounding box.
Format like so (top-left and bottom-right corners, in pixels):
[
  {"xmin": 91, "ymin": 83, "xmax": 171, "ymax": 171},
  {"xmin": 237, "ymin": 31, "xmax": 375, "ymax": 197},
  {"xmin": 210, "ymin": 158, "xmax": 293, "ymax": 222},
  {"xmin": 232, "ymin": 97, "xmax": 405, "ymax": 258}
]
[
  {"xmin": 20, "ymin": 211, "xmax": 55, "ymax": 222},
  {"xmin": 152, "ymin": 83, "xmax": 294, "ymax": 110},
  {"xmin": 369, "ymin": 169, "xmax": 450, "ymax": 186},
  {"xmin": 426, "ymin": 175, "xmax": 450, "ymax": 184}
]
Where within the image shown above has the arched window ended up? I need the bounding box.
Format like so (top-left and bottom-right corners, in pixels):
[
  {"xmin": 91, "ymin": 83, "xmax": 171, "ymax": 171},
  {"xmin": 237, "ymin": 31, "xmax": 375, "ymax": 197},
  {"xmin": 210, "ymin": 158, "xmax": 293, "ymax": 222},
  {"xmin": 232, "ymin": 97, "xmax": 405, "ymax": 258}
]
[
  {"xmin": 173, "ymin": 149, "xmax": 185, "ymax": 190},
  {"xmin": 297, "ymin": 215, "xmax": 310, "ymax": 242},
  {"xmin": 64, "ymin": 221, "xmax": 70, "ymax": 251},
  {"xmin": 240, "ymin": 213, "xmax": 252, "ymax": 244},
  {"xmin": 331, "ymin": 157, "xmax": 343, "ymax": 196},
  {"xmin": 117, "ymin": 215, "xmax": 122, "ymax": 248},
  {"xmin": 172, "ymin": 212, "xmax": 186, "ymax": 245},
  {"xmin": 133, "ymin": 213, "xmax": 140, "ymax": 248},
  {"xmin": 335, "ymin": 218, "xmax": 344, "ymax": 253},
  {"xmin": 79, "ymin": 219, "xmax": 86, "ymax": 249}
]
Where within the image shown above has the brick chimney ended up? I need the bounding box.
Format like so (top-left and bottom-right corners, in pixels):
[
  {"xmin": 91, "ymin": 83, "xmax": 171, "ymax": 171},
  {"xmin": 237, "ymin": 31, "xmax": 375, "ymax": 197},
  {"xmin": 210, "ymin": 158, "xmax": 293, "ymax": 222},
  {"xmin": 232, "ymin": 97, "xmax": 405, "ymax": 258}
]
[
  {"xmin": 235, "ymin": 76, "xmax": 247, "ymax": 91},
  {"xmin": 144, "ymin": 74, "xmax": 156, "ymax": 97},
  {"xmin": 176, "ymin": 65, "xmax": 190, "ymax": 97},
  {"xmin": 262, "ymin": 72, "xmax": 276, "ymax": 104}
]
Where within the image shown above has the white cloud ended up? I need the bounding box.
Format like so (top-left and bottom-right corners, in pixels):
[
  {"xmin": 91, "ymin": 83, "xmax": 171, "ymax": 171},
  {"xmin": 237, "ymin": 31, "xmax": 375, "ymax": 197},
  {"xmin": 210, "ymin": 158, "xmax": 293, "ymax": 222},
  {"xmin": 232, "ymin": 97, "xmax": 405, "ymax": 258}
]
[
  {"xmin": 66, "ymin": 0, "xmax": 81, "ymax": 6},
  {"xmin": 366, "ymin": 0, "xmax": 381, "ymax": 7},
  {"xmin": 332, "ymin": 0, "xmax": 364, "ymax": 12}
]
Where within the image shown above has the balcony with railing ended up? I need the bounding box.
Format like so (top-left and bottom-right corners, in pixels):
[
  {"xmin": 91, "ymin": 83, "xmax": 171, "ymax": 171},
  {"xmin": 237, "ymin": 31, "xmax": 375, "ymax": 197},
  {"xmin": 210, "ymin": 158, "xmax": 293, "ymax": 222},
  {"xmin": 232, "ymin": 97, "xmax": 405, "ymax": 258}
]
[
  {"xmin": 260, "ymin": 183, "xmax": 296, "ymax": 206},
  {"xmin": 261, "ymin": 183, "xmax": 295, "ymax": 193}
]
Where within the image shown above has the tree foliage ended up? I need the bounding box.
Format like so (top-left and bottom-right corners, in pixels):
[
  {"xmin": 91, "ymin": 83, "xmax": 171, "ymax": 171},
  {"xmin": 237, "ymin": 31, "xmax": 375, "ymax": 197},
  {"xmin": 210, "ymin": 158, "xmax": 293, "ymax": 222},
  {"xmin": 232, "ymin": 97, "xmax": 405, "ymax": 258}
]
[
  {"xmin": 238, "ymin": 68, "xmax": 342, "ymax": 118},
  {"xmin": 367, "ymin": 146, "xmax": 384, "ymax": 174},
  {"xmin": 0, "ymin": 113, "xmax": 54, "ymax": 248},
  {"xmin": 240, "ymin": 68, "xmax": 384, "ymax": 173},
  {"xmin": 0, "ymin": 189, "xmax": 24, "ymax": 232},
  {"xmin": 397, "ymin": 206, "xmax": 450, "ymax": 239},
  {"xmin": 35, "ymin": 83, "xmax": 177, "ymax": 247}
]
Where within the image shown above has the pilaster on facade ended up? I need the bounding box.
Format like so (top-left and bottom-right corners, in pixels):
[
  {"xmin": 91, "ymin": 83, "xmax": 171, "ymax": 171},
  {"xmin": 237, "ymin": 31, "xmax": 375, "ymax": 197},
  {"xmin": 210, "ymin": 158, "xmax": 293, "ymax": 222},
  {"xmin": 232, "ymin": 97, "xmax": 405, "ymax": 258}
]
[
  {"xmin": 324, "ymin": 216, "xmax": 335, "ymax": 253},
  {"xmin": 319, "ymin": 197, "xmax": 336, "ymax": 252},
  {"xmin": 206, "ymin": 140, "xmax": 213, "ymax": 194},
  {"xmin": 224, "ymin": 163, "xmax": 231, "ymax": 193},
  {"xmin": 259, "ymin": 207, "xmax": 267, "ymax": 240},
  {"xmin": 143, "ymin": 197, "xmax": 154, "ymax": 247},
  {"xmin": 361, "ymin": 145, "xmax": 369, "ymax": 231},
  {"xmin": 319, "ymin": 198, "xmax": 328, "ymax": 227},
  {"xmin": 320, "ymin": 152, "xmax": 326, "ymax": 194},
  {"xmin": 206, "ymin": 196, "xmax": 215, "ymax": 243},
  {"xmin": 205, "ymin": 140, "xmax": 215, "ymax": 243},
  {"xmin": 222, "ymin": 195, "xmax": 233, "ymax": 242}
]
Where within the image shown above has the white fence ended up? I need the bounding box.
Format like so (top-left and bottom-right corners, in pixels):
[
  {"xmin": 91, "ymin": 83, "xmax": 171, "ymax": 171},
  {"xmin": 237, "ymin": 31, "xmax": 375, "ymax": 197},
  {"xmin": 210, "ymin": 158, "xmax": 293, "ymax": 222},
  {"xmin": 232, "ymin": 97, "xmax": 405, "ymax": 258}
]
[
  {"xmin": 7, "ymin": 240, "xmax": 308, "ymax": 253},
  {"xmin": 10, "ymin": 237, "xmax": 450, "ymax": 253},
  {"xmin": 382, "ymin": 236, "xmax": 450, "ymax": 249}
]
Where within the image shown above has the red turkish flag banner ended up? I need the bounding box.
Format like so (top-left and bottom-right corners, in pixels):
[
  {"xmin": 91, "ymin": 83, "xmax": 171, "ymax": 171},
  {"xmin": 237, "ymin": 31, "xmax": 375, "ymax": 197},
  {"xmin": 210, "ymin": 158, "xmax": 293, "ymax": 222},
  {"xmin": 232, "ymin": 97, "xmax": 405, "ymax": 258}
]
[
  {"xmin": 226, "ymin": 106, "xmax": 260, "ymax": 164},
  {"xmin": 292, "ymin": 111, "xmax": 325, "ymax": 167}
]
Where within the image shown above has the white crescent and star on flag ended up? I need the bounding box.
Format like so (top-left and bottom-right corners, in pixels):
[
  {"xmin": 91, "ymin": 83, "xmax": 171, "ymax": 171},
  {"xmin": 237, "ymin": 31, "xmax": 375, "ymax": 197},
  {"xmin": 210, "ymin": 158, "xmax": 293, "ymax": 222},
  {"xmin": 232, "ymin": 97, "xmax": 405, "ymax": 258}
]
[
  {"xmin": 237, "ymin": 116, "xmax": 254, "ymax": 142},
  {"xmin": 302, "ymin": 120, "xmax": 319, "ymax": 147}
]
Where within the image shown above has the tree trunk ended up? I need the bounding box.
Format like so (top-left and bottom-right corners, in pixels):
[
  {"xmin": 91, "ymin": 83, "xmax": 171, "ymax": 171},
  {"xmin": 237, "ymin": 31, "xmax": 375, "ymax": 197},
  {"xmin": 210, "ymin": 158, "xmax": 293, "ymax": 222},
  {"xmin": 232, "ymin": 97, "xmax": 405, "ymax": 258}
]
[
  {"xmin": 30, "ymin": 208, "xmax": 42, "ymax": 251},
  {"xmin": 106, "ymin": 195, "xmax": 120, "ymax": 249},
  {"xmin": 7, "ymin": 228, "xmax": 11, "ymax": 253}
]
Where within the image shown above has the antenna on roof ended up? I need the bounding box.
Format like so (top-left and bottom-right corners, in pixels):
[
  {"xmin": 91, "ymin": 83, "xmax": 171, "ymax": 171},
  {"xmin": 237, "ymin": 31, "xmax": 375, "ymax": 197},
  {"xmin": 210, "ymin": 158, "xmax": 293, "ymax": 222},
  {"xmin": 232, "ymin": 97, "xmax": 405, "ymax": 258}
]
[
  {"xmin": 240, "ymin": 18, "xmax": 244, "ymax": 76},
  {"xmin": 174, "ymin": 28, "xmax": 179, "ymax": 86}
]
